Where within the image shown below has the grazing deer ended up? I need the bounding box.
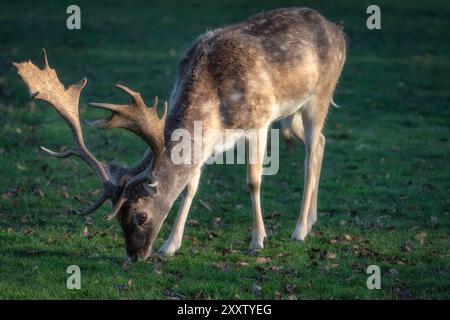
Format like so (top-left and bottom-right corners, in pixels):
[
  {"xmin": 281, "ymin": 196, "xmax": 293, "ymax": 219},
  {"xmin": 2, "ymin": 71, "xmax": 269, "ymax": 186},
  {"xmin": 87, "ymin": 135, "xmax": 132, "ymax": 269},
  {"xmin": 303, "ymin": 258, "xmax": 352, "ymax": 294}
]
[{"xmin": 14, "ymin": 8, "xmax": 346, "ymax": 261}]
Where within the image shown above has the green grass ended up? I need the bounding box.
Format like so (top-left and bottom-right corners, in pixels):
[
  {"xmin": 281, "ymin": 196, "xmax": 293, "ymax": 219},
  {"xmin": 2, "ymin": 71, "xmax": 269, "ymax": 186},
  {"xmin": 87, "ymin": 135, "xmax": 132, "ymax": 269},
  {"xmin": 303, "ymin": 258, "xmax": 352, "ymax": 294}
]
[{"xmin": 1, "ymin": 0, "xmax": 449, "ymax": 299}]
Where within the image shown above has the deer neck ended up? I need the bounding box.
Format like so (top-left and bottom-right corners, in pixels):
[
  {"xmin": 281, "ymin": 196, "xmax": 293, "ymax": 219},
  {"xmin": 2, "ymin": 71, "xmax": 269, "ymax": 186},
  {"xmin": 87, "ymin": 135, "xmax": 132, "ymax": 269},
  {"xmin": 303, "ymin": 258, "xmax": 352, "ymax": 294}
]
[{"xmin": 152, "ymin": 145, "xmax": 202, "ymax": 211}]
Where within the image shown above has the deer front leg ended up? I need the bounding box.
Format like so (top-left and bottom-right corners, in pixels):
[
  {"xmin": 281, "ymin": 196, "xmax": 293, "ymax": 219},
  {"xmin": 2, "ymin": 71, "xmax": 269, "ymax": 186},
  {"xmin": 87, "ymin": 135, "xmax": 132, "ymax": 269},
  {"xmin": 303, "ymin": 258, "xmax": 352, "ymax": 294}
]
[
  {"xmin": 247, "ymin": 130, "xmax": 268, "ymax": 252},
  {"xmin": 159, "ymin": 170, "xmax": 201, "ymax": 256}
]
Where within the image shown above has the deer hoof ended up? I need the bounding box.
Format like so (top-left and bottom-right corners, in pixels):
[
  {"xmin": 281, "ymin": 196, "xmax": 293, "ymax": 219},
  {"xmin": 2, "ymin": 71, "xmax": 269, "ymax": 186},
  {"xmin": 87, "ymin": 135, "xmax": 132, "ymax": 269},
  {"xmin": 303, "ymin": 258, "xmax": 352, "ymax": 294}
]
[
  {"xmin": 249, "ymin": 232, "xmax": 266, "ymax": 253},
  {"xmin": 159, "ymin": 241, "xmax": 180, "ymax": 257},
  {"xmin": 290, "ymin": 224, "xmax": 309, "ymax": 242}
]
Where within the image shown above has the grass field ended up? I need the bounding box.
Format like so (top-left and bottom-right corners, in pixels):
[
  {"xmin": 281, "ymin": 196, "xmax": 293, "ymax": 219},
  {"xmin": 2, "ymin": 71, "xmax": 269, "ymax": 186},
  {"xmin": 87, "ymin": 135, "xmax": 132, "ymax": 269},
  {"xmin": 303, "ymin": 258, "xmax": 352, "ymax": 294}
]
[{"xmin": 0, "ymin": 0, "xmax": 449, "ymax": 299}]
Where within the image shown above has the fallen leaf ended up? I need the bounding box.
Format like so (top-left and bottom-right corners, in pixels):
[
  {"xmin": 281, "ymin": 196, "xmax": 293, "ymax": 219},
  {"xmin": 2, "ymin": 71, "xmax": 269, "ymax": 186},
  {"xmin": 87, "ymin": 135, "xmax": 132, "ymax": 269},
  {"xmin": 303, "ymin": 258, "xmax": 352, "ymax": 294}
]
[
  {"xmin": 82, "ymin": 226, "xmax": 90, "ymax": 238},
  {"xmin": 33, "ymin": 188, "xmax": 44, "ymax": 198},
  {"xmin": 211, "ymin": 217, "xmax": 221, "ymax": 229},
  {"xmin": 268, "ymin": 266, "xmax": 283, "ymax": 273},
  {"xmin": 2, "ymin": 188, "xmax": 20, "ymax": 199},
  {"xmin": 285, "ymin": 284, "xmax": 297, "ymax": 294},
  {"xmin": 256, "ymin": 257, "xmax": 270, "ymax": 264},
  {"xmin": 153, "ymin": 262, "xmax": 163, "ymax": 274},
  {"xmin": 353, "ymin": 245, "xmax": 377, "ymax": 258},
  {"xmin": 208, "ymin": 231, "xmax": 219, "ymax": 239},
  {"xmin": 323, "ymin": 251, "xmax": 336, "ymax": 260},
  {"xmin": 212, "ymin": 262, "xmax": 227, "ymax": 270},
  {"xmin": 416, "ymin": 232, "xmax": 427, "ymax": 245},
  {"xmin": 274, "ymin": 291, "xmax": 282, "ymax": 300},
  {"xmin": 187, "ymin": 219, "xmax": 199, "ymax": 227},
  {"xmin": 22, "ymin": 227, "xmax": 35, "ymax": 235},
  {"xmin": 321, "ymin": 263, "xmax": 340, "ymax": 271},
  {"xmin": 236, "ymin": 261, "xmax": 249, "ymax": 267},
  {"xmin": 115, "ymin": 279, "xmax": 133, "ymax": 292},
  {"xmin": 251, "ymin": 283, "xmax": 262, "ymax": 298},
  {"xmin": 195, "ymin": 290, "xmax": 208, "ymax": 300},
  {"xmin": 91, "ymin": 189, "xmax": 102, "ymax": 196},
  {"xmin": 84, "ymin": 216, "xmax": 94, "ymax": 226},
  {"xmin": 199, "ymin": 199, "xmax": 212, "ymax": 211},
  {"xmin": 266, "ymin": 212, "xmax": 281, "ymax": 220},
  {"xmin": 344, "ymin": 234, "xmax": 353, "ymax": 241},
  {"xmin": 164, "ymin": 290, "xmax": 186, "ymax": 300},
  {"xmin": 389, "ymin": 268, "xmax": 399, "ymax": 275},
  {"xmin": 431, "ymin": 216, "xmax": 438, "ymax": 227},
  {"xmin": 122, "ymin": 260, "xmax": 131, "ymax": 272},
  {"xmin": 400, "ymin": 244, "xmax": 412, "ymax": 253}
]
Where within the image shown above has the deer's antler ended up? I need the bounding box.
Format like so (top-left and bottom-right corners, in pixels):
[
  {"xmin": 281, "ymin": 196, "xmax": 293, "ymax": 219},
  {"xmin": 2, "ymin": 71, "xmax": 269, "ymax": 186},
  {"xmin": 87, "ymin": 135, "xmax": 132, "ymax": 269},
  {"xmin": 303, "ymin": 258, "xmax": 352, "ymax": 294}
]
[
  {"xmin": 13, "ymin": 49, "xmax": 154, "ymax": 216},
  {"xmin": 88, "ymin": 82, "xmax": 167, "ymax": 220},
  {"xmin": 88, "ymin": 85, "xmax": 167, "ymax": 167}
]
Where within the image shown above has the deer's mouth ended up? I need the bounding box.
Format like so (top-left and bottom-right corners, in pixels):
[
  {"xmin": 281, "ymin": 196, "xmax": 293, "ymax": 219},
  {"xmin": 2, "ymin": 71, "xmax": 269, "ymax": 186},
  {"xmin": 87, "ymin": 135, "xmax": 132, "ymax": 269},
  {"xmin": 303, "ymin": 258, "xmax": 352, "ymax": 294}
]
[{"xmin": 127, "ymin": 248, "xmax": 152, "ymax": 262}]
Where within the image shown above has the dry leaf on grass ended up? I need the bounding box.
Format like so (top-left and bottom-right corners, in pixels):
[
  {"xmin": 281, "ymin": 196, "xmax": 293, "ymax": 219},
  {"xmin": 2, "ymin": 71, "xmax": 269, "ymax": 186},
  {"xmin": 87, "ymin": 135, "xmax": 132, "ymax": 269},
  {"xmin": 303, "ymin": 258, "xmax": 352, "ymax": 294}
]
[
  {"xmin": 236, "ymin": 261, "xmax": 249, "ymax": 267},
  {"xmin": 416, "ymin": 232, "xmax": 427, "ymax": 245},
  {"xmin": 431, "ymin": 216, "xmax": 438, "ymax": 227},
  {"xmin": 251, "ymin": 283, "xmax": 262, "ymax": 298},
  {"xmin": 82, "ymin": 226, "xmax": 90, "ymax": 238},
  {"xmin": 256, "ymin": 257, "xmax": 270, "ymax": 264},
  {"xmin": 164, "ymin": 290, "xmax": 186, "ymax": 300},
  {"xmin": 285, "ymin": 284, "xmax": 297, "ymax": 294},
  {"xmin": 199, "ymin": 199, "xmax": 212, "ymax": 211},
  {"xmin": 389, "ymin": 268, "xmax": 399, "ymax": 275},
  {"xmin": 153, "ymin": 262, "xmax": 163, "ymax": 275},
  {"xmin": 212, "ymin": 262, "xmax": 227, "ymax": 270},
  {"xmin": 187, "ymin": 219, "xmax": 199, "ymax": 227},
  {"xmin": 323, "ymin": 252, "xmax": 336, "ymax": 260},
  {"xmin": 33, "ymin": 188, "xmax": 44, "ymax": 198},
  {"xmin": 400, "ymin": 243, "xmax": 412, "ymax": 253}
]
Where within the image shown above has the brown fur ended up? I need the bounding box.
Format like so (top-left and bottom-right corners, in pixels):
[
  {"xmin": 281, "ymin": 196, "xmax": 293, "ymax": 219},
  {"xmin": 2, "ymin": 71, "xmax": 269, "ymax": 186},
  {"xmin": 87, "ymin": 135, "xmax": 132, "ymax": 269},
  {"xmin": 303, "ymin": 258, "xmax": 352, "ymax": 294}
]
[{"xmin": 16, "ymin": 7, "xmax": 347, "ymax": 260}]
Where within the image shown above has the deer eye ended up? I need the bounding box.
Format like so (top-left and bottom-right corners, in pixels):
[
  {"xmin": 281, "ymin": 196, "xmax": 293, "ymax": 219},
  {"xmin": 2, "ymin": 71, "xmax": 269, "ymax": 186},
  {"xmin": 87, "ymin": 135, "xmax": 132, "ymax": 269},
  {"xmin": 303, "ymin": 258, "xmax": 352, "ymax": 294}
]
[{"xmin": 135, "ymin": 212, "xmax": 148, "ymax": 226}]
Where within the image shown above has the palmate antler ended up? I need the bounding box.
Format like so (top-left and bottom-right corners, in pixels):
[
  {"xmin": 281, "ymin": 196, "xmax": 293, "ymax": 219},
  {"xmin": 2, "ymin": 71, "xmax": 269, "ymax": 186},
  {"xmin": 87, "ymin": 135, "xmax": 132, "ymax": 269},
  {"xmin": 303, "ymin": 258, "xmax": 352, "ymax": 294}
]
[
  {"xmin": 87, "ymin": 73, "xmax": 167, "ymax": 221},
  {"xmin": 14, "ymin": 49, "xmax": 166, "ymax": 219}
]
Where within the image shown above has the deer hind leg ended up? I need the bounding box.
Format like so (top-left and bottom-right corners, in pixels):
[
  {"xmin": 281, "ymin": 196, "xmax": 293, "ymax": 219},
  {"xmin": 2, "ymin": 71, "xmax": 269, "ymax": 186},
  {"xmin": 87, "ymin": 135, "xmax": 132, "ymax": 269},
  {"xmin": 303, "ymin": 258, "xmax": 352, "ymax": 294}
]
[
  {"xmin": 307, "ymin": 133, "xmax": 325, "ymax": 229},
  {"xmin": 281, "ymin": 112, "xmax": 324, "ymax": 232},
  {"xmin": 291, "ymin": 98, "xmax": 328, "ymax": 241},
  {"xmin": 246, "ymin": 128, "xmax": 268, "ymax": 252},
  {"xmin": 159, "ymin": 170, "xmax": 201, "ymax": 256}
]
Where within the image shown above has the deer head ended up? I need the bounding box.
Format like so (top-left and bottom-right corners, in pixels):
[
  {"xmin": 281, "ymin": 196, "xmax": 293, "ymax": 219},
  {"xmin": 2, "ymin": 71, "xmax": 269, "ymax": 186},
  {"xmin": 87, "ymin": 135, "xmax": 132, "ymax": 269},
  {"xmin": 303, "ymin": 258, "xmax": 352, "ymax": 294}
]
[{"xmin": 14, "ymin": 50, "xmax": 168, "ymax": 261}]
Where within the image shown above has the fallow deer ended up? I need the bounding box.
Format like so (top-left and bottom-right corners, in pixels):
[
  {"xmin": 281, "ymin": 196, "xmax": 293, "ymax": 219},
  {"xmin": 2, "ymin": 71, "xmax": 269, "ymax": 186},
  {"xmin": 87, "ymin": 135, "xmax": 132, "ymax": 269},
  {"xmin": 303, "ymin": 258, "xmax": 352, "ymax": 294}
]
[{"xmin": 14, "ymin": 8, "xmax": 346, "ymax": 261}]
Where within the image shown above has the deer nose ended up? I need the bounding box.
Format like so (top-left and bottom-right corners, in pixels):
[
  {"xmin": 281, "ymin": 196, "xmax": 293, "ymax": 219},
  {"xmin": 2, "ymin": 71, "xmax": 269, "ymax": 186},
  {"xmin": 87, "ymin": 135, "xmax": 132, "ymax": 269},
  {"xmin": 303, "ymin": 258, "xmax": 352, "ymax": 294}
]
[{"xmin": 135, "ymin": 213, "xmax": 147, "ymax": 225}]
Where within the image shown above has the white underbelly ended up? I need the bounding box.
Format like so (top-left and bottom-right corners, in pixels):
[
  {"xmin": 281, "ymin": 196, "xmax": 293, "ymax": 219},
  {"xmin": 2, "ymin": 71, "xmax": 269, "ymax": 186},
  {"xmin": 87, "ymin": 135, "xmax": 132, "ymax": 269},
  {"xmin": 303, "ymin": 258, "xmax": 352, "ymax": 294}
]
[{"xmin": 271, "ymin": 95, "xmax": 311, "ymax": 121}]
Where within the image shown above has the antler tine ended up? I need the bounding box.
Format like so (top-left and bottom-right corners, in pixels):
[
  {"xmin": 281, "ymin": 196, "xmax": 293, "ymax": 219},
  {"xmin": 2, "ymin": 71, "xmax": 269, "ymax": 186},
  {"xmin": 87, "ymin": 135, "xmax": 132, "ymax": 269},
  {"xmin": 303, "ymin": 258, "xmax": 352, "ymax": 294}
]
[
  {"xmin": 151, "ymin": 96, "xmax": 159, "ymax": 109},
  {"xmin": 115, "ymin": 83, "xmax": 145, "ymax": 107},
  {"xmin": 162, "ymin": 100, "xmax": 168, "ymax": 120},
  {"xmin": 42, "ymin": 48, "xmax": 49, "ymax": 68},
  {"xmin": 14, "ymin": 49, "xmax": 116, "ymax": 215},
  {"xmin": 40, "ymin": 146, "xmax": 74, "ymax": 158},
  {"xmin": 88, "ymin": 86, "xmax": 166, "ymax": 163},
  {"xmin": 78, "ymin": 189, "xmax": 111, "ymax": 216}
]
